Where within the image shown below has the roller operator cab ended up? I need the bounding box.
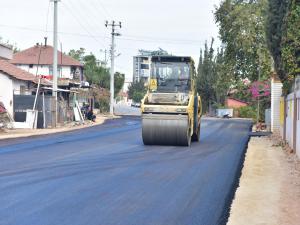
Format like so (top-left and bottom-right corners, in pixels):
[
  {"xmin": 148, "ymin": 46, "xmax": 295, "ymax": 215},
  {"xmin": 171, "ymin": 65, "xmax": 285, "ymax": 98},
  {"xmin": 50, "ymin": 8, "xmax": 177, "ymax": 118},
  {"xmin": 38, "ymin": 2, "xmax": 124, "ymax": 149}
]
[{"xmin": 141, "ymin": 56, "xmax": 202, "ymax": 146}]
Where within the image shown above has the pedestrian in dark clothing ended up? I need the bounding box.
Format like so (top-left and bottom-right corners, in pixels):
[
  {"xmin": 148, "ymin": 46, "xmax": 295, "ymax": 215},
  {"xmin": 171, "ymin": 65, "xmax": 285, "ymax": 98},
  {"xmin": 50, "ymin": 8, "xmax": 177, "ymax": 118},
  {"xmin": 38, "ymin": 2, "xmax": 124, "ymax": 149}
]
[{"xmin": 87, "ymin": 109, "xmax": 96, "ymax": 122}]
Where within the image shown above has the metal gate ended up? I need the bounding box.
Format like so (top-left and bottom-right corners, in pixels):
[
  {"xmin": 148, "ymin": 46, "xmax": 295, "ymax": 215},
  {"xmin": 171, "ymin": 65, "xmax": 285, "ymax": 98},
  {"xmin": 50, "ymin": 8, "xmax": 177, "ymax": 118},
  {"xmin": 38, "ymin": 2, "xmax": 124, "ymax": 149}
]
[{"xmin": 13, "ymin": 95, "xmax": 54, "ymax": 128}]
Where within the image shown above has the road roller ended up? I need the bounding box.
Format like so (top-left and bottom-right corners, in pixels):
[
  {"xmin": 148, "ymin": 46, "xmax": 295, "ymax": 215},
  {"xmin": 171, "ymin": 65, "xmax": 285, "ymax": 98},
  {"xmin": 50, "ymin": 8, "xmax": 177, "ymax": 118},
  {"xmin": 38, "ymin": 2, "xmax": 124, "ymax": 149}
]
[{"xmin": 141, "ymin": 56, "xmax": 202, "ymax": 146}]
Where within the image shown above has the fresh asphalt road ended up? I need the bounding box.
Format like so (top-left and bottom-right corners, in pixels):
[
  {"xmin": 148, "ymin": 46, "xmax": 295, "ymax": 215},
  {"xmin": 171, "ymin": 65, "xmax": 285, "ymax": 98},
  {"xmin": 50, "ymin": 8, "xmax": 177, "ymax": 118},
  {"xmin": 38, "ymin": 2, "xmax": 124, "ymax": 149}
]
[{"xmin": 0, "ymin": 117, "xmax": 252, "ymax": 225}]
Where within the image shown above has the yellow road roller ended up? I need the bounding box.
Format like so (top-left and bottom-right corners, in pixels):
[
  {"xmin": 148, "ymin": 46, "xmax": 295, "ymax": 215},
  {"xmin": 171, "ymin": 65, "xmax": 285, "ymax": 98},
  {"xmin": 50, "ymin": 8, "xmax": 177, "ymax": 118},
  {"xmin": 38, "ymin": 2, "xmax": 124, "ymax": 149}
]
[{"xmin": 141, "ymin": 56, "xmax": 202, "ymax": 146}]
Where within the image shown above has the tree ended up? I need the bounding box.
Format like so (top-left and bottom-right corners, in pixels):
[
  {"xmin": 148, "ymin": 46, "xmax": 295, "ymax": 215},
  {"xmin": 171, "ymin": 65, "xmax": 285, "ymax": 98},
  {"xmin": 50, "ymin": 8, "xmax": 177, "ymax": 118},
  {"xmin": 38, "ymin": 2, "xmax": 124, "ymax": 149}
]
[
  {"xmin": 69, "ymin": 48, "xmax": 125, "ymax": 111},
  {"xmin": 215, "ymin": 0, "xmax": 271, "ymax": 82},
  {"xmin": 266, "ymin": 0, "xmax": 300, "ymax": 94},
  {"xmin": 114, "ymin": 72, "xmax": 125, "ymax": 96},
  {"xmin": 281, "ymin": 0, "xmax": 300, "ymax": 93},
  {"xmin": 266, "ymin": 0, "xmax": 289, "ymax": 82},
  {"xmin": 68, "ymin": 48, "xmax": 85, "ymax": 61},
  {"xmin": 0, "ymin": 36, "xmax": 20, "ymax": 53},
  {"xmin": 214, "ymin": 48, "xmax": 233, "ymax": 105},
  {"xmin": 69, "ymin": 49, "xmax": 125, "ymax": 96},
  {"xmin": 128, "ymin": 80, "xmax": 147, "ymax": 103},
  {"xmin": 197, "ymin": 39, "xmax": 217, "ymax": 112}
]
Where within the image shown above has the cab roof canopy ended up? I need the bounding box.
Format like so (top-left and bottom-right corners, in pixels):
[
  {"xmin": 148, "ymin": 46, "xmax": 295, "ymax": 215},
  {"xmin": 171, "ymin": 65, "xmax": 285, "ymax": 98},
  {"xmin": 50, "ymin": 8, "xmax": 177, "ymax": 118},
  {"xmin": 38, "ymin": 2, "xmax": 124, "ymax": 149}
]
[{"xmin": 151, "ymin": 56, "xmax": 192, "ymax": 63}]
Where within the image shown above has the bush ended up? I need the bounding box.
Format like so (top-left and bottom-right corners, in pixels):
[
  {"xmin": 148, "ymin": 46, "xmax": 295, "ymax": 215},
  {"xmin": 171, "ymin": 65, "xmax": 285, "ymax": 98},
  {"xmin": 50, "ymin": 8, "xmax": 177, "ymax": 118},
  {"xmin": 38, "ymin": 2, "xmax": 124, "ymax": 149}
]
[
  {"xmin": 238, "ymin": 106, "xmax": 257, "ymax": 120},
  {"xmin": 132, "ymin": 92, "xmax": 145, "ymax": 103},
  {"xmin": 95, "ymin": 96, "xmax": 110, "ymax": 113}
]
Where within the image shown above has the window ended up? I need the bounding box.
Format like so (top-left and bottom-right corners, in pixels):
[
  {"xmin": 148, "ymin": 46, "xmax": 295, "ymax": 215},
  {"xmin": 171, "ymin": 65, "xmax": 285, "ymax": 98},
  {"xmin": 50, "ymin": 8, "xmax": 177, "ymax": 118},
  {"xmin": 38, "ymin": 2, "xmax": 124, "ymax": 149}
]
[
  {"xmin": 49, "ymin": 66, "xmax": 61, "ymax": 77},
  {"xmin": 20, "ymin": 85, "xmax": 26, "ymax": 95},
  {"xmin": 151, "ymin": 62, "xmax": 191, "ymax": 93},
  {"xmin": 141, "ymin": 64, "xmax": 149, "ymax": 69}
]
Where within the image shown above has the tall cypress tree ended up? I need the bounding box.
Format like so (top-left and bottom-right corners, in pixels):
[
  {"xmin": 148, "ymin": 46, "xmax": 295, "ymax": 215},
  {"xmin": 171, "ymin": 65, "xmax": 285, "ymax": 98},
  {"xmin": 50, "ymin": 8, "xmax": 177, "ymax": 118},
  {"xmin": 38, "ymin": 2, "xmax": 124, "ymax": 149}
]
[{"xmin": 266, "ymin": 0, "xmax": 290, "ymax": 81}]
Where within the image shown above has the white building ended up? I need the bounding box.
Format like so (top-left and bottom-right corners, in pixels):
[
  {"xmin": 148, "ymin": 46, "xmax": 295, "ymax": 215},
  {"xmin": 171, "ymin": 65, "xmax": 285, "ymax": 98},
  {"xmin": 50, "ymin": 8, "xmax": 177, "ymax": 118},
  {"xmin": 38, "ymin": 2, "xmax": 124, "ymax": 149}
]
[
  {"xmin": 133, "ymin": 49, "xmax": 168, "ymax": 83},
  {"xmin": 133, "ymin": 55, "xmax": 151, "ymax": 83},
  {"xmin": 0, "ymin": 60, "xmax": 50, "ymax": 116},
  {"xmin": 10, "ymin": 43, "xmax": 84, "ymax": 87}
]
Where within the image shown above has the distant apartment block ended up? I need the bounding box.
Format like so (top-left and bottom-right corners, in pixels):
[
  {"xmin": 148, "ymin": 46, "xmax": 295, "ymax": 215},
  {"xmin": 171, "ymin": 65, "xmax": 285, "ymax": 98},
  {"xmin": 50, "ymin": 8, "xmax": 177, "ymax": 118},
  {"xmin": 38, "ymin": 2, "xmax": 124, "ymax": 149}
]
[{"xmin": 133, "ymin": 49, "xmax": 168, "ymax": 83}]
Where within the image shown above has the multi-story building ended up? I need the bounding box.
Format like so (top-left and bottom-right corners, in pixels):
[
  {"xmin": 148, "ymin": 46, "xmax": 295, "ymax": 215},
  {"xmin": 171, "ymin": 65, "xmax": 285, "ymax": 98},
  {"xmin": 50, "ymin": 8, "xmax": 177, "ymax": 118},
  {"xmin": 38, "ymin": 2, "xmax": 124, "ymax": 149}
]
[{"xmin": 133, "ymin": 49, "xmax": 168, "ymax": 83}]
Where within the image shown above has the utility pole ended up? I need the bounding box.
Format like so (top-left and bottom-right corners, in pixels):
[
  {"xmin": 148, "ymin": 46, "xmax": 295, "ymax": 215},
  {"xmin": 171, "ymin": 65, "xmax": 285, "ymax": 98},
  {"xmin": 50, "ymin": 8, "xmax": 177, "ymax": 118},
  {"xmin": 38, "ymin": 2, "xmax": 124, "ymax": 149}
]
[
  {"xmin": 51, "ymin": 0, "xmax": 60, "ymax": 127},
  {"xmin": 105, "ymin": 21, "xmax": 122, "ymax": 116}
]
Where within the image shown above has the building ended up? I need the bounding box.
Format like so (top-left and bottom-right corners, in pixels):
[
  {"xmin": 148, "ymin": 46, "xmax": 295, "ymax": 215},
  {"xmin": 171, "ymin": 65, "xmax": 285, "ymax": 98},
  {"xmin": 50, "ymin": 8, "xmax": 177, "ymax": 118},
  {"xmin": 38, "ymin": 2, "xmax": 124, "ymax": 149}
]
[
  {"xmin": 226, "ymin": 98, "xmax": 248, "ymax": 108},
  {"xmin": 133, "ymin": 49, "xmax": 168, "ymax": 83},
  {"xmin": 10, "ymin": 42, "xmax": 84, "ymax": 87},
  {"xmin": 0, "ymin": 59, "xmax": 50, "ymax": 116},
  {"xmin": 0, "ymin": 43, "xmax": 13, "ymax": 60}
]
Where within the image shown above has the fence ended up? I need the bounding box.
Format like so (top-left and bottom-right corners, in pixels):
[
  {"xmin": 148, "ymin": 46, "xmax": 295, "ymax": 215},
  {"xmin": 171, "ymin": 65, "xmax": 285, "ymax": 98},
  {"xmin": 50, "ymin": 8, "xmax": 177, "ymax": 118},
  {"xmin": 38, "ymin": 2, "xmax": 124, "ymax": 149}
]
[
  {"xmin": 280, "ymin": 91, "xmax": 300, "ymax": 158},
  {"xmin": 13, "ymin": 94, "xmax": 73, "ymax": 128}
]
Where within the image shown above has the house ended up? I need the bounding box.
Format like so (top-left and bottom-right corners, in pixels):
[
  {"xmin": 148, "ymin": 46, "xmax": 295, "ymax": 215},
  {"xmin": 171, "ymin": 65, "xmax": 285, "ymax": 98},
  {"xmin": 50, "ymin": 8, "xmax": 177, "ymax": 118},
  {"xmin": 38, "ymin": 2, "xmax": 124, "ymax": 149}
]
[
  {"xmin": 226, "ymin": 98, "xmax": 248, "ymax": 108},
  {"xmin": 10, "ymin": 42, "xmax": 84, "ymax": 87},
  {"xmin": 0, "ymin": 59, "xmax": 50, "ymax": 116}
]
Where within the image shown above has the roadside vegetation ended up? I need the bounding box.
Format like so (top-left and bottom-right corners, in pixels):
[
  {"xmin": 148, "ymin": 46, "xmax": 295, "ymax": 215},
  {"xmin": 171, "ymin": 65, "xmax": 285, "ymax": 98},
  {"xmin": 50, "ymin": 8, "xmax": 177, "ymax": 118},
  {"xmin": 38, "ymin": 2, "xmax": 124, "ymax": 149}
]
[
  {"xmin": 127, "ymin": 80, "xmax": 147, "ymax": 103},
  {"xmin": 68, "ymin": 48, "xmax": 125, "ymax": 112},
  {"xmin": 197, "ymin": 0, "xmax": 299, "ymax": 120}
]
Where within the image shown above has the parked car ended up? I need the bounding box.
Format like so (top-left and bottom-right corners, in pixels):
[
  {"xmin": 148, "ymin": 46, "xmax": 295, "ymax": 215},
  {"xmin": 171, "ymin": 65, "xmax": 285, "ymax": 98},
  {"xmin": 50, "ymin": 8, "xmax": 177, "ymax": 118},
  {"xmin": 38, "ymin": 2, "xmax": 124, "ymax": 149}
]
[{"xmin": 131, "ymin": 102, "xmax": 141, "ymax": 108}]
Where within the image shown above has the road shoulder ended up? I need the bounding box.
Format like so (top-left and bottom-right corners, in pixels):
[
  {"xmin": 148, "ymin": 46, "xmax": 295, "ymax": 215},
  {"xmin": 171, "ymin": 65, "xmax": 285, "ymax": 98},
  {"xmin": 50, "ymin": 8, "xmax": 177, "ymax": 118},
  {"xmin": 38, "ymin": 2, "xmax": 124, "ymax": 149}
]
[
  {"xmin": 227, "ymin": 136, "xmax": 300, "ymax": 225},
  {"xmin": 0, "ymin": 115, "xmax": 116, "ymax": 140}
]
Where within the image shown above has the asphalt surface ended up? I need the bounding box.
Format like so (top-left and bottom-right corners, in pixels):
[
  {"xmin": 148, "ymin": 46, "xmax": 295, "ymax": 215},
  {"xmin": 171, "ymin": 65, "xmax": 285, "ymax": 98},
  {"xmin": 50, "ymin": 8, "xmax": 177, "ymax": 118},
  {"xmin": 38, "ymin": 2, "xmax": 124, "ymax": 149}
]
[{"xmin": 0, "ymin": 117, "xmax": 252, "ymax": 225}]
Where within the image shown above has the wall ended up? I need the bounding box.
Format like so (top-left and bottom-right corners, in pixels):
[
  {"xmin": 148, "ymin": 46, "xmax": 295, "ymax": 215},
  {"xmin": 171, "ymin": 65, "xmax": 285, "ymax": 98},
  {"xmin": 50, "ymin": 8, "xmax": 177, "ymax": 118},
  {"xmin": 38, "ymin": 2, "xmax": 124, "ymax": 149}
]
[
  {"xmin": 17, "ymin": 64, "xmax": 49, "ymax": 76},
  {"xmin": 271, "ymin": 80, "xmax": 283, "ymax": 133},
  {"xmin": 279, "ymin": 91, "xmax": 299, "ymax": 158},
  {"xmin": 0, "ymin": 44, "xmax": 13, "ymax": 60},
  {"xmin": 0, "ymin": 72, "xmax": 33, "ymax": 116},
  {"xmin": 17, "ymin": 64, "xmax": 72, "ymax": 79},
  {"xmin": 279, "ymin": 97, "xmax": 285, "ymax": 138},
  {"xmin": 12, "ymin": 80, "xmax": 32, "ymax": 95},
  {"xmin": 226, "ymin": 99, "xmax": 248, "ymax": 108},
  {"xmin": 0, "ymin": 73, "xmax": 13, "ymax": 115},
  {"xmin": 286, "ymin": 93, "xmax": 294, "ymax": 148},
  {"xmin": 61, "ymin": 66, "xmax": 72, "ymax": 79},
  {"xmin": 297, "ymin": 91, "xmax": 300, "ymax": 158}
]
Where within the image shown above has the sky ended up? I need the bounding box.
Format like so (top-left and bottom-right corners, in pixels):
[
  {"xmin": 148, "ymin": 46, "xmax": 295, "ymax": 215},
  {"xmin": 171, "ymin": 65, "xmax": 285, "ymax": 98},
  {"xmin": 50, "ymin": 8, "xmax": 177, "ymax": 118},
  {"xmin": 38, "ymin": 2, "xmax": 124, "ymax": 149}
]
[{"xmin": 0, "ymin": 0, "xmax": 222, "ymax": 82}]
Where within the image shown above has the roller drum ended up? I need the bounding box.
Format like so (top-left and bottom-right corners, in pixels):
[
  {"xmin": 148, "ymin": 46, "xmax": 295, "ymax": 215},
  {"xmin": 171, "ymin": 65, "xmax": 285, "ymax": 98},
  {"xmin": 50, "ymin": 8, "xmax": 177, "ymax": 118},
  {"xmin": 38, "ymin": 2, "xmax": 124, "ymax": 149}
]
[{"xmin": 142, "ymin": 114, "xmax": 191, "ymax": 146}]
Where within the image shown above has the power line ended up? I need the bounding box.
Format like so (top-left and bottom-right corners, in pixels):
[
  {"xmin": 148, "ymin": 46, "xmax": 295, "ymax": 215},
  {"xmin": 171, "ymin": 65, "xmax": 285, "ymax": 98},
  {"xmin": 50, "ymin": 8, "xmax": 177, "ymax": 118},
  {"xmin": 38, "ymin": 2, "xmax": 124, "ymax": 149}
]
[
  {"xmin": 63, "ymin": 0, "xmax": 108, "ymax": 46},
  {"xmin": 92, "ymin": 0, "xmax": 112, "ymax": 19},
  {"xmin": 121, "ymin": 34, "xmax": 204, "ymax": 44},
  {"xmin": 61, "ymin": 2, "xmax": 107, "ymax": 48},
  {"xmin": 0, "ymin": 23, "xmax": 205, "ymax": 47},
  {"xmin": 75, "ymin": 0, "xmax": 108, "ymax": 29},
  {"xmin": 45, "ymin": 1, "xmax": 51, "ymax": 36}
]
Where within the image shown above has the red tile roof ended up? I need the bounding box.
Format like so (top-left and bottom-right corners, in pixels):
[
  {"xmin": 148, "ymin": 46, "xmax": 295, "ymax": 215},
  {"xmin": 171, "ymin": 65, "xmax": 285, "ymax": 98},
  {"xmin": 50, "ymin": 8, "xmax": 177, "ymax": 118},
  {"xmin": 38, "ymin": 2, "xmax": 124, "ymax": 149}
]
[
  {"xmin": 0, "ymin": 60, "xmax": 51, "ymax": 85},
  {"xmin": 10, "ymin": 45, "xmax": 82, "ymax": 66}
]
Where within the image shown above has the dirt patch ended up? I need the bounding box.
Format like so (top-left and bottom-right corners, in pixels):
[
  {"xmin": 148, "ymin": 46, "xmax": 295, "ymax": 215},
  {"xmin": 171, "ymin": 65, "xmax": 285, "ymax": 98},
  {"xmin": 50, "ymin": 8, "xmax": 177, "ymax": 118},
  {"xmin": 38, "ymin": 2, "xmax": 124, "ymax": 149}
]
[{"xmin": 227, "ymin": 136, "xmax": 300, "ymax": 225}]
